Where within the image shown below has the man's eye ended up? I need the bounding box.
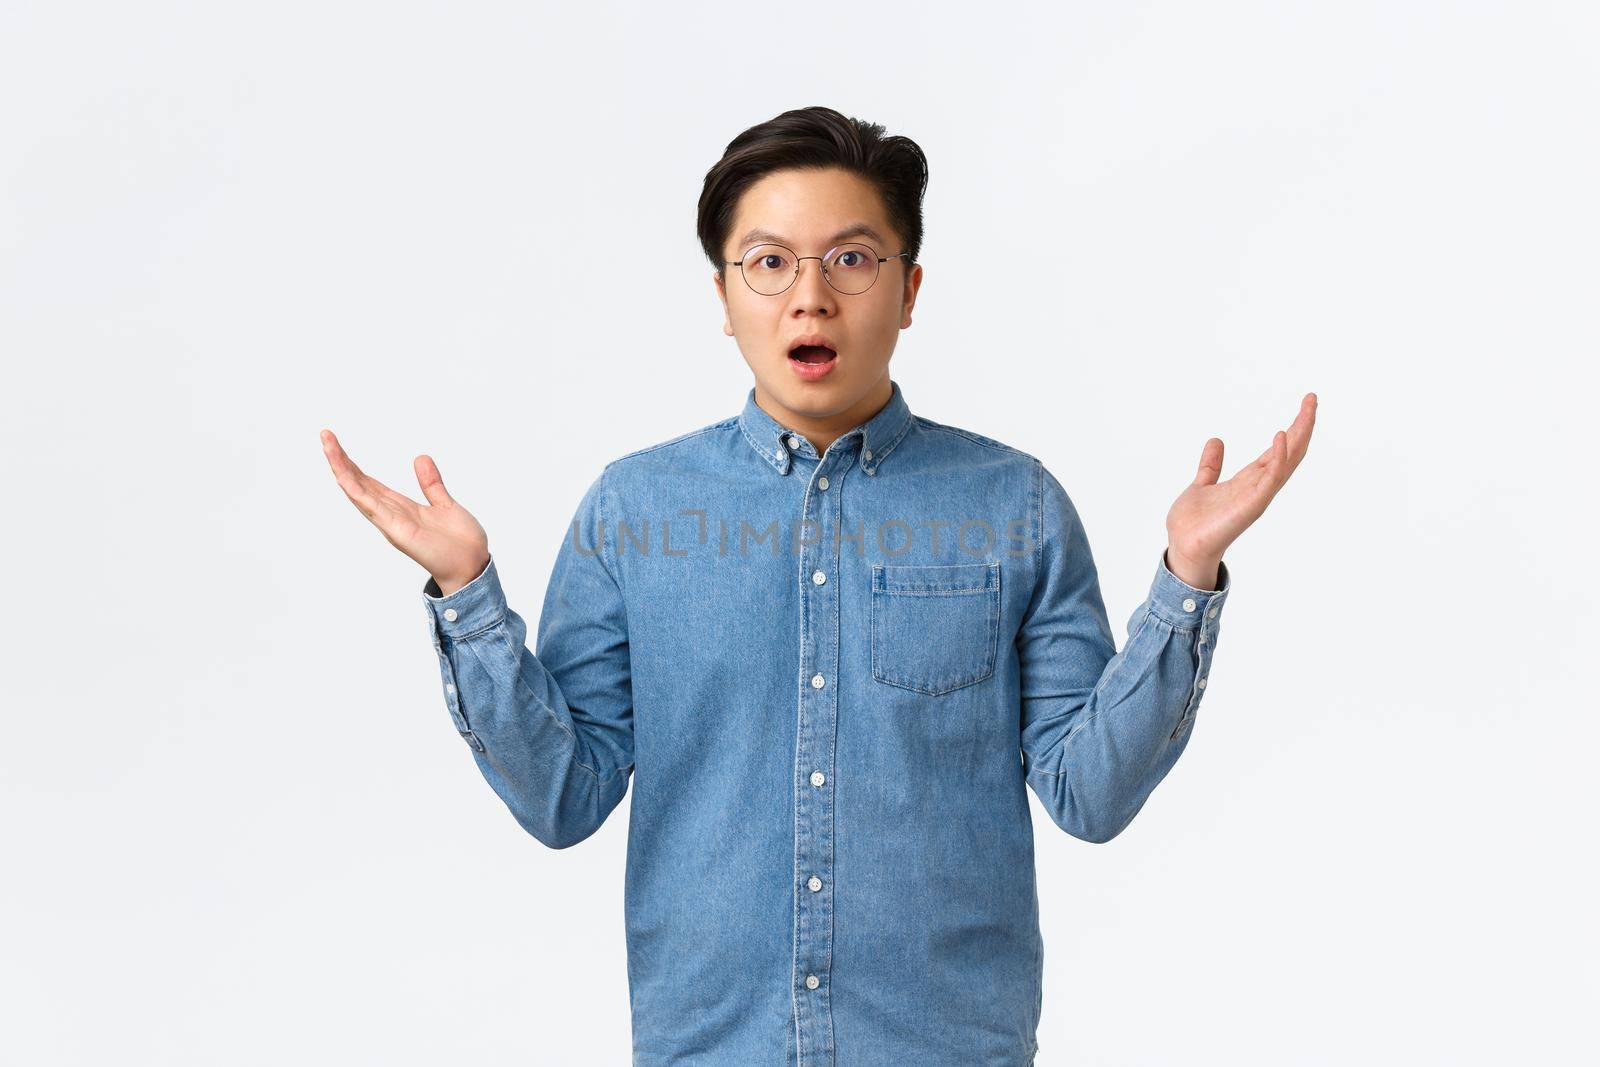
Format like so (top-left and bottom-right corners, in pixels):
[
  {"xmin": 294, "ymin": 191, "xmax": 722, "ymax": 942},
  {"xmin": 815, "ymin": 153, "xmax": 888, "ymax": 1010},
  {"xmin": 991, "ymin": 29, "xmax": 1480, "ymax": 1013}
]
[
  {"xmin": 745, "ymin": 246, "xmax": 792, "ymax": 272},
  {"xmin": 831, "ymin": 247, "xmax": 876, "ymax": 271}
]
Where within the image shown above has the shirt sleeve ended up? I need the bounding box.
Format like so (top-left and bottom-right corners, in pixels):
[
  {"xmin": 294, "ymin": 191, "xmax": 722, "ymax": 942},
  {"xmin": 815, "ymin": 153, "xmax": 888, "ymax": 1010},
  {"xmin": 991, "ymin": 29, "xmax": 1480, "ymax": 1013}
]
[
  {"xmin": 1017, "ymin": 461, "xmax": 1231, "ymax": 843},
  {"xmin": 421, "ymin": 466, "xmax": 634, "ymax": 849}
]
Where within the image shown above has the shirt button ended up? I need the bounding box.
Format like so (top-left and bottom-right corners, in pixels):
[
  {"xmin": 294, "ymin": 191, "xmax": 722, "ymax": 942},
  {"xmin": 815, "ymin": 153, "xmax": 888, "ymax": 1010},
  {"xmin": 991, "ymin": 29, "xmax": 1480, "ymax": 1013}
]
[
  {"xmin": 817, "ymin": 475, "xmax": 829, "ymax": 490},
  {"xmin": 443, "ymin": 608, "xmax": 458, "ymax": 622},
  {"xmin": 812, "ymin": 570, "xmax": 826, "ymax": 585},
  {"xmin": 811, "ymin": 673, "xmax": 825, "ymax": 689},
  {"xmin": 786, "ymin": 434, "xmax": 801, "ymax": 449},
  {"xmin": 446, "ymin": 684, "xmax": 456, "ymax": 694},
  {"xmin": 862, "ymin": 448, "xmax": 873, "ymax": 461},
  {"xmin": 1181, "ymin": 598, "xmax": 1196, "ymax": 613},
  {"xmin": 1208, "ymin": 607, "xmax": 1218, "ymax": 619},
  {"xmin": 811, "ymin": 771, "xmax": 825, "ymax": 787},
  {"xmin": 806, "ymin": 974, "xmax": 820, "ymax": 990},
  {"xmin": 1197, "ymin": 677, "xmax": 1207, "ymax": 688},
  {"xmin": 808, "ymin": 875, "xmax": 822, "ymax": 892}
]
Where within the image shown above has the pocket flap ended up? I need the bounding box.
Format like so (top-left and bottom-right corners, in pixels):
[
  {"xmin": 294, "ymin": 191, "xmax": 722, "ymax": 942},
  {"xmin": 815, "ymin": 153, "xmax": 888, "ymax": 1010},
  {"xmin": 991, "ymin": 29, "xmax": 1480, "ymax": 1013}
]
[{"xmin": 873, "ymin": 561, "xmax": 998, "ymax": 595}]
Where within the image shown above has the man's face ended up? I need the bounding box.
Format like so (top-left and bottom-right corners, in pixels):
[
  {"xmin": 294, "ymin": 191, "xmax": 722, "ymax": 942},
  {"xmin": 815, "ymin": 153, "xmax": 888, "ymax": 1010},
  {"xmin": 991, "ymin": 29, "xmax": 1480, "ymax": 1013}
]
[{"xmin": 715, "ymin": 166, "xmax": 923, "ymax": 431}]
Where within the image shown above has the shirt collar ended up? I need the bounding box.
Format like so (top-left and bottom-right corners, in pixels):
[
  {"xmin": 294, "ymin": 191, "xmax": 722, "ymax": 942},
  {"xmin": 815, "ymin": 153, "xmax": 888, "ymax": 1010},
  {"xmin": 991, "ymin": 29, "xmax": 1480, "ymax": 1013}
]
[{"xmin": 737, "ymin": 378, "xmax": 915, "ymax": 477}]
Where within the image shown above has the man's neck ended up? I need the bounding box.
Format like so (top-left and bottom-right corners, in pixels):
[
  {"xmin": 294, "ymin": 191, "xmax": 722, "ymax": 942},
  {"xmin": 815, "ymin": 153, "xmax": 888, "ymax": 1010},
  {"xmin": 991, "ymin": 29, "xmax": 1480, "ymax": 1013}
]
[{"xmin": 753, "ymin": 375, "xmax": 893, "ymax": 455}]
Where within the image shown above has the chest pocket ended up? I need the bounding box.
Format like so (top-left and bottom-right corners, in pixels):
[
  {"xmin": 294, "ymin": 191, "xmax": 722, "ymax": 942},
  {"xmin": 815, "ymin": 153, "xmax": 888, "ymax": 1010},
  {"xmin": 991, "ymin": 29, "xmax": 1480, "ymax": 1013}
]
[{"xmin": 870, "ymin": 561, "xmax": 1001, "ymax": 696}]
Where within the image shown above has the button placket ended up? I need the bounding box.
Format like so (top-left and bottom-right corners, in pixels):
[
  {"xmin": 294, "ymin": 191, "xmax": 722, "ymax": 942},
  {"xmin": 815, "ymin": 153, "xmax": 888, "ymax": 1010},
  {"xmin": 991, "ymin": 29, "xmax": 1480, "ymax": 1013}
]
[
  {"xmin": 433, "ymin": 641, "xmax": 486, "ymax": 753},
  {"xmin": 792, "ymin": 453, "xmax": 843, "ymax": 1064},
  {"xmin": 1198, "ymin": 600, "xmax": 1221, "ymax": 693},
  {"xmin": 1171, "ymin": 603, "xmax": 1215, "ymax": 740}
]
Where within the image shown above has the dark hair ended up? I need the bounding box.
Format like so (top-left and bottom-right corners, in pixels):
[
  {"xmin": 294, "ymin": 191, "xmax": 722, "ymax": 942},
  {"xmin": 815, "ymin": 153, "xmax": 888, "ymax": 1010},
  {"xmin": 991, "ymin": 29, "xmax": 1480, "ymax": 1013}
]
[{"xmin": 697, "ymin": 106, "xmax": 929, "ymax": 278}]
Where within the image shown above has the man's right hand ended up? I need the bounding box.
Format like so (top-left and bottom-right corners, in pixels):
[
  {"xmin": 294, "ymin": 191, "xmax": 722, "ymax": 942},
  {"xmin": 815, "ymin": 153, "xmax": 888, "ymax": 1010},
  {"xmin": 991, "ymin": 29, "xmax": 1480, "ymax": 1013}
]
[{"xmin": 320, "ymin": 428, "xmax": 490, "ymax": 596}]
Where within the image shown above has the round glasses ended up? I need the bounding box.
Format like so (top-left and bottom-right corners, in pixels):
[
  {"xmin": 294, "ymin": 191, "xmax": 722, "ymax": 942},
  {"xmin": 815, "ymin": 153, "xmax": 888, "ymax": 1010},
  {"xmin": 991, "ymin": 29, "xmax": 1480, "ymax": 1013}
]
[{"xmin": 725, "ymin": 242, "xmax": 911, "ymax": 296}]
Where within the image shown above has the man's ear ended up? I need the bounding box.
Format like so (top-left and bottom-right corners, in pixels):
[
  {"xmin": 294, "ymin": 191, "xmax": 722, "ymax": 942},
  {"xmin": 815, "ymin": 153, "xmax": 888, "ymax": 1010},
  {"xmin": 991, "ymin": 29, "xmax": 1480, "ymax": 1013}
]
[
  {"xmin": 715, "ymin": 270, "xmax": 733, "ymax": 336},
  {"xmin": 900, "ymin": 262, "xmax": 923, "ymax": 329}
]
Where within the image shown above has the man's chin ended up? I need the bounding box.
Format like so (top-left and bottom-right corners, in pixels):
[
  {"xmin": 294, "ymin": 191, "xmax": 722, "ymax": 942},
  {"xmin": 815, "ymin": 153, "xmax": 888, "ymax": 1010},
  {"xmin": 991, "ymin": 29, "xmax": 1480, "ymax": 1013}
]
[{"xmin": 766, "ymin": 368, "xmax": 844, "ymax": 408}]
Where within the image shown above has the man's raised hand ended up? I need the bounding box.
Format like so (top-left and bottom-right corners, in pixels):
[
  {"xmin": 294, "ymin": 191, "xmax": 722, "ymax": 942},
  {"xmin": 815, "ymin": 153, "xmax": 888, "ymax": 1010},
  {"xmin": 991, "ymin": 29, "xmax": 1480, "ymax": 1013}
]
[
  {"xmin": 320, "ymin": 429, "xmax": 490, "ymax": 595},
  {"xmin": 1163, "ymin": 392, "xmax": 1317, "ymax": 582}
]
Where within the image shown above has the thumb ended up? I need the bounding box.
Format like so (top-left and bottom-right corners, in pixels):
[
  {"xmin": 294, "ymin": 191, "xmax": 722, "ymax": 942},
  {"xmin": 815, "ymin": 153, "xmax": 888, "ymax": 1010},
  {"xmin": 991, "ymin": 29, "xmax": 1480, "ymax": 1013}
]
[
  {"xmin": 1193, "ymin": 437, "xmax": 1223, "ymax": 487},
  {"xmin": 414, "ymin": 454, "xmax": 455, "ymax": 507}
]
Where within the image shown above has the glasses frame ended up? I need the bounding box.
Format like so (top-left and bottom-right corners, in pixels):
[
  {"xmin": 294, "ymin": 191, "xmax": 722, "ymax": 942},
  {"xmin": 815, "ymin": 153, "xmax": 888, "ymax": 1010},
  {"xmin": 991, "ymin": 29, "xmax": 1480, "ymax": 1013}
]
[{"xmin": 725, "ymin": 241, "xmax": 912, "ymax": 297}]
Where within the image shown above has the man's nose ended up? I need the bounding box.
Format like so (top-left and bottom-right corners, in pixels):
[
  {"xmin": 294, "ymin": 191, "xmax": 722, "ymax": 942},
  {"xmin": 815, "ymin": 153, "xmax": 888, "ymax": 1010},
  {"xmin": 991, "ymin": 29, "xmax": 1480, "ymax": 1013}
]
[{"xmin": 787, "ymin": 258, "xmax": 838, "ymax": 313}]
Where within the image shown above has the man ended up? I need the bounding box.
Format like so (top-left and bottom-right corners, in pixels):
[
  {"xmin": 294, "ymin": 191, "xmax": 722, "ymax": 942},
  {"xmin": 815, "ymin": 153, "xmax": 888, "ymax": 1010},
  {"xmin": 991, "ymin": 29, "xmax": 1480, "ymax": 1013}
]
[{"xmin": 321, "ymin": 105, "xmax": 1315, "ymax": 1066}]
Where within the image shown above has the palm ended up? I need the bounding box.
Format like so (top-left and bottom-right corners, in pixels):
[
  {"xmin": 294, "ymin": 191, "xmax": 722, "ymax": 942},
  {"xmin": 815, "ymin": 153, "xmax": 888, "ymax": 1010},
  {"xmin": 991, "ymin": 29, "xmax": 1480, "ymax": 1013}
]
[
  {"xmin": 1166, "ymin": 393, "xmax": 1317, "ymax": 563},
  {"xmin": 320, "ymin": 428, "xmax": 489, "ymax": 585}
]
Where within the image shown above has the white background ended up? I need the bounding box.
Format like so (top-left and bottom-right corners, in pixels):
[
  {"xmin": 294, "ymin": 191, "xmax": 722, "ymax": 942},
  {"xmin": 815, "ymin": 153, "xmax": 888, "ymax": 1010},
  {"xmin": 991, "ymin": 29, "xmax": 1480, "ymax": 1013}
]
[{"xmin": 3, "ymin": 2, "xmax": 1596, "ymax": 1064}]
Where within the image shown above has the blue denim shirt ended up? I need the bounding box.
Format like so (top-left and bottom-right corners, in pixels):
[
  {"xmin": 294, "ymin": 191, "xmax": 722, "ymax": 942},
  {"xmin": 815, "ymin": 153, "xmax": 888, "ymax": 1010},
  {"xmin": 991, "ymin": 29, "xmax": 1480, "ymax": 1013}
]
[{"xmin": 421, "ymin": 379, "xmax": 1231, "ymax": 1066}]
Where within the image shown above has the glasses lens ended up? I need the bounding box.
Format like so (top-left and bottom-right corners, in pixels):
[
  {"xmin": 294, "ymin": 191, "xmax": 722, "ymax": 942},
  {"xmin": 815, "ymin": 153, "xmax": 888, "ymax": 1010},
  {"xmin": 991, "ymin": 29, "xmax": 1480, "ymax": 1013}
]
[
  {"xmin": 742, "ymin": 245, "xmax": 797, "ymax": 295},
  {"xmin": 823, "ymin": 243, "xmax": 880, "ymax": 295}
]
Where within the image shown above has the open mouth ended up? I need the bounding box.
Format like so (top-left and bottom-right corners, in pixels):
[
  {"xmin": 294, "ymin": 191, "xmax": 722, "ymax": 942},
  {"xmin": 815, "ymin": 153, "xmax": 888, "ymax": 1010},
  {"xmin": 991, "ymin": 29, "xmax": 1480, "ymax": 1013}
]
[
  {"xmin": 789, "ymin": 344, "xmax": 837, "ymax": 365},
  {"xmin": 787, "ymin": 334, "xmax": 840, "ymax": 380}
]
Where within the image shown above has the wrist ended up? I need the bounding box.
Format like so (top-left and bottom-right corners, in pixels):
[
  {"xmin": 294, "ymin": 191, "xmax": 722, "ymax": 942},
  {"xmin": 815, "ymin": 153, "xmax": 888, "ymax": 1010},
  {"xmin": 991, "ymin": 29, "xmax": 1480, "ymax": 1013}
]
[
  {"xmin": 433, "ymin": 554, "xmax": 491, "ymax": 597},
  {"xmin": 434, "ymin": 575, "xmax": 472, "ymax": 597},
  {"xmin": 1164, "ymin": 545, "xmax": 1221, "ymax": 591}
]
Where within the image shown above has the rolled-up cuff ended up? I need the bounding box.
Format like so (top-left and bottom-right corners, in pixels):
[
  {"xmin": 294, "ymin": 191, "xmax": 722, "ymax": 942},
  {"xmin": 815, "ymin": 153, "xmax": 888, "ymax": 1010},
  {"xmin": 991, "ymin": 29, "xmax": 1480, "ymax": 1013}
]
[
  {"xmin": 1145, "ymin": 550, "xmax": 1231, "ymax": 631},
  {"xmin": 421, "ymin": 554, "xmax": 503, "ymax": 639}
]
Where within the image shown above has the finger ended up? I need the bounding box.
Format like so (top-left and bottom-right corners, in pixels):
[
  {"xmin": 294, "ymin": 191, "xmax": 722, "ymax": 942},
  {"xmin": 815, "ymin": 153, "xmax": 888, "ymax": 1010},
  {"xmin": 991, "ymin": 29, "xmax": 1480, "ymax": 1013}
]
[
  {"xmin": 321, "ymin": 430, "xmax": 410, "ymax": 523},
  {"xmin": 322, "ymin": 431, "xmax": 384, "ymax": 520},
  {"xmin": 1234, "ymin": 431, "xmax": 1287, "ymax": 507},
  {"xmin": 321, "ymin": 428, "xmax": 380, "ymax": 484},
  {"xmin": 1264, "ymin": 396, "xmax": 1316, "ymax": 488},
  {"xmin": 1265, "ymin": 430, "xmax": 1290, "ymax": 492},
  {"xmin": 321, "ymin": 428, "xmax": 365, "ymax": 480},
  {"xmin": 321, "ymin": 429, "xmax": 371, "ymax": 496},
  {"xmin": 414, "ymin": 454, "xmax": 455, "ymax": 508},
  {"xmin": 1192, "ymin": 437, "xmax": 1224, "ymax": 487},
  {"xmin": 1242, "ymin": 394, "xmax": 1316, "ymax": 472},
  {"xmin": 1283, "ymin": 393, "xmax": 1317, "ymax": 468},
  {"xmin": 1246, "ymin": 433, "xmax": 1279, "ymax": 470}
]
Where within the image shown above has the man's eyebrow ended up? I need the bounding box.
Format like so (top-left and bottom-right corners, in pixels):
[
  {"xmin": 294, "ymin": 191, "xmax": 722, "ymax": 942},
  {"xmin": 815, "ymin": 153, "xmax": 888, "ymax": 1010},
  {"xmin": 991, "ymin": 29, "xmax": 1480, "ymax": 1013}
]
[{"xmin": 736, "ymin": 223, "xmax": 888, "ymax": 250}]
